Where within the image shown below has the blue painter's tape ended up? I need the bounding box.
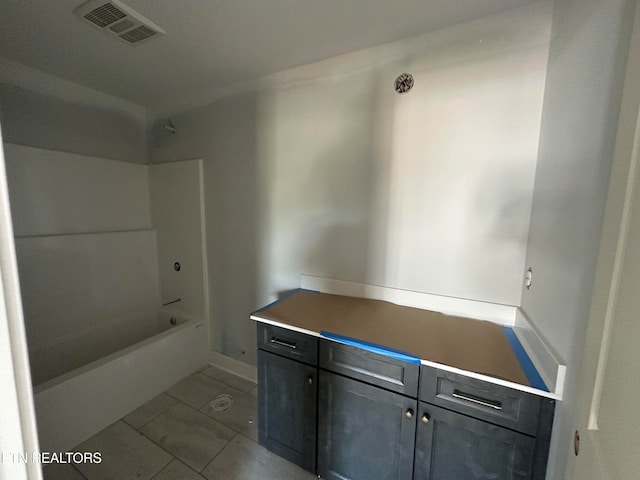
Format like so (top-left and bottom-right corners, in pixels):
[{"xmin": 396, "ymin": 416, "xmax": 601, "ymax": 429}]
[
  {"xmin": 252, "ymin": 288, "xmax": 319, "ymax": 315},
  {"xmin": 320, "ymin": 331, "xmax": 422, "ymax": 365},
  {"xmin": 502, "ymin": 326, "xmax": 548, "ymax": 392}
]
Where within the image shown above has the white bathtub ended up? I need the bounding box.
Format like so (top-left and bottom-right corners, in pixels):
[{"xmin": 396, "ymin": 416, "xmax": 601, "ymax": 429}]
[{"xmin": 32, "ymin": 309, "xmax": 208, "ymax": 453}]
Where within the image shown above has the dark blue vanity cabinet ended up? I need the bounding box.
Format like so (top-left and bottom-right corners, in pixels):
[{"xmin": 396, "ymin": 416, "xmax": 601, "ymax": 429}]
[
  {"xmin": 317, "ymin": 340, "xmax": 420, "ymax": 480},
  {"xmin": 257, "ymin": 323, "xmax": 318, "ymax": 473},
  {"xmin": 415, "ymin": 366, "xmax": 555, "ymax": 480},
  {"xmin": 256, "ymin": 323, "xmax": 555, "ymax": 480},
  {"xmin": 414, "ymin": 403, "xmax": 536, "ymax": 480}
]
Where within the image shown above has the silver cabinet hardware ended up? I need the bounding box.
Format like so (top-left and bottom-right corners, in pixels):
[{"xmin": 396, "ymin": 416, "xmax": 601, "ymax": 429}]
[
  {"xmin": 270, "ymin": 337, "xmax": 297, "ymax": 349},
  {"xmin": 452, "ymin": 390, "xmax": 502, "ymax": 410}
]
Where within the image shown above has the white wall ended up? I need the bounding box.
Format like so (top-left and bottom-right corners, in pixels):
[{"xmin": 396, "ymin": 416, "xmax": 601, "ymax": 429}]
[
  {"xmin": 260, "ymin": 2, "xmax": 550, "ymax": 306},
  {"xmin": 15, "ymin": 232, "xmax": 159, "ymax": 350},
  {"xmin": 151, "ymin": 2, "xmax": 552, "ymax": 365},
  {"xmin": 151, "ymin": 94, "xmax": 260, "ymax": 362},
  {"xmin": 150, "ymin": 160, "xmax": 208, "ymax": 320},
  {"xmin": 5, "ymin": 144, "xmax": 151, "ymax": 236},
  {"xmin": 519, "ymin": 0, "xmax": 636, "ymax": 478},
  {"xmin": 4, "ymin": 144, "xmax": 160, "ymax": 383},
  {"xmin": 0, "ymin": 82, "xmax": 147, "ymax": 163},
  {"xmin": 0, "ymin": 58, "xmax": 147, "ymax": 163}
]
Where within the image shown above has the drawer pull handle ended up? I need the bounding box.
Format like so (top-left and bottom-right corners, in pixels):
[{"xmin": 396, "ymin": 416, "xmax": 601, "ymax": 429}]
[
  {"xmin": 421, "ymin": 414, "xmax": 430, "ymax": 424},
  {"xmin": 405, "ymin": 409, "xmax": 414, "ymax": 419},
  {"xmin": 270, "ymin": 337, "xmax": 297, "ymax": 349},
  {"xmin": 452, "ymin": 390, "xmax": 502, "ymax": 411}
]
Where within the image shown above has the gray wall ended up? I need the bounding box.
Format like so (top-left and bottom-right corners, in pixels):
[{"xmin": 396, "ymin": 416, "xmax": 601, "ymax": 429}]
[
  {"xmin": 520, "ymin": 0, "xmax": 636, "ymax": 478},
  {"xmin": 150, "ymin": 160, "xmax": 208, "ymax": 321},
  {"xmin": 151, "ymin": 93, "xmax": 260, "ymax": 363},
  {"xmin": 0, "ymin": 82, "xmax": 147, "ymax": 163},
  {"xmin": 3, "ymin": 144, "xmax": 160, "ymax": 385},
  {"xmin": 150, "ymin": 3, "xmax": 551, "ymax": 366}
]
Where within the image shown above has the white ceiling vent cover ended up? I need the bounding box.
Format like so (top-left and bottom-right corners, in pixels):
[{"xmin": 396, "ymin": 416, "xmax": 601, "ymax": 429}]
[{"xmin": 74, "ymin": 0, "xmax": 165, "ymax": 45}]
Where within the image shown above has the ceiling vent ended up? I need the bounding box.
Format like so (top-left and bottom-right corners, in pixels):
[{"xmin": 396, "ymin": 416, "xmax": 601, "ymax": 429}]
[{"xmin": 74, "ymin": 0, "xmax": 165, "ymax": 45}]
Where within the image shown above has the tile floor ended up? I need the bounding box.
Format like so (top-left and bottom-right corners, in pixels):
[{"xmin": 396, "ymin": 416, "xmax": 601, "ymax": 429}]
[{"xmin": 42, "ymin": 365, "xmax": 317, "ymax": 480}]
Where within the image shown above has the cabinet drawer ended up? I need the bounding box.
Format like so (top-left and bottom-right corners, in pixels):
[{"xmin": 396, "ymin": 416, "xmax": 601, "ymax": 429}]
[
  {"xmin": 257, "ymin": 323, "xmax": 318, "ymax": 365},
  {"xmin": 420, "ymin": 366, "xmax": 541, "ymax": 436},
  {"xmin": 319, "ymin": 339, "xmax": 419, "ymax": 397}
]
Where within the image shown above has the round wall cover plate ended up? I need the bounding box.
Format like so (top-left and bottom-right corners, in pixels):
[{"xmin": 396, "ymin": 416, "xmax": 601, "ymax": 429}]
[{"xmin": 395, "ymin": 73, "xmax": 414, "ymax": 94}]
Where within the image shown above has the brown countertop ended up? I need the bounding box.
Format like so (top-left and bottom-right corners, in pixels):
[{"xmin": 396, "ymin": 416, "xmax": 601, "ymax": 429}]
[{"xmin": 252, "ymin": 290, "xmax": 530, "ymax": 387}]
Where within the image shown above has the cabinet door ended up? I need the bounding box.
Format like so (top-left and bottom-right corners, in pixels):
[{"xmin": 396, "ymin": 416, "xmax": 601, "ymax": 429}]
[
  {"xmin": 318, "ymin": 371, "xmax": 416, "ymax": 480},
  {"xmin": 258, "ymin": 349, "xmax": 317, "ymax": 473},
  {"xmin": 414, "ymin": 403, "xmax": 536, "ymax": 480}
]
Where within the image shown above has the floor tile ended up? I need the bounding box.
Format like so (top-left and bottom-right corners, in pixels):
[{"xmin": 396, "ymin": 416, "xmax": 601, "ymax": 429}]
[
  {"xmin": 154, "ymin": 459, "xmax": 206, "ymax": 480},
  {"xmin": 141, "ymin": 402, "xmax": 236, "ymax": 472},
  {"xmin": 200, "ymin": 386, "xmax": 258, "ymax": 442},
  {"xmin": 165, "ymin": 372, "xmax": 226, "ymax": 409},
  {"xmin": 123, "ymin": 393, "xmax": 178, "ymax": 429},
  {"xmin": 43, "ymin": 463, "xmax": 86, "ymax": 480},
  {"xmin": 200, "ymin": 365, "xmax": 256, "ymax": 392},
  {"xmin": 201, "ymin": 435, "xmax": 316, "ymax": 480},
  {"xmin": 74, "ymin": 421, "xmax": 172, "ymax": 480}
]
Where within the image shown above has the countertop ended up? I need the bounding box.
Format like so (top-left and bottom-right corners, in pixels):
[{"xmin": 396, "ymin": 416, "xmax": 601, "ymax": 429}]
[{"xmin": 251, "ymin": 289, "xmax": 551, "ymax": 394}]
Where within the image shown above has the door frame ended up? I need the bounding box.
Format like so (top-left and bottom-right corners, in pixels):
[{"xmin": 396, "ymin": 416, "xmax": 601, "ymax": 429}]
[
  {"xmin": 0, "ymin": 127, "xmax": 42, "ymax": 479},
  {"xmin": 567, "ymin": 2, "xmax": 640, "ymax": 478}
]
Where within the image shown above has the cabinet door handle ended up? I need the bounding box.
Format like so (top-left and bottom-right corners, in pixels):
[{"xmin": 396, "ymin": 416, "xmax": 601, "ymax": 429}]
[
  {"xmin": 452, "ymin": 390, "xmax": 502, "ymax": 410},
  {"xmin": 307, "ymin": 376, "xmax": 313, "ymax": 385},
  {"xmin": 421, "ymin": 414, "xmax": 430, "ymax": 424},
  {"xmin": 270, "ymin": 337, "xmax": 297, "ymax": 349},
  {"xmin": 405, "ymin": 409, "xmax": 414, "ymax": 419}
]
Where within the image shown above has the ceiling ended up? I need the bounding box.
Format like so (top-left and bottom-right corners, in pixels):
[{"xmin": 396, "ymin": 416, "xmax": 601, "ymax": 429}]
[{"xmin": 0, "ymin": 0, "xmax": 535, "ymax": 109}]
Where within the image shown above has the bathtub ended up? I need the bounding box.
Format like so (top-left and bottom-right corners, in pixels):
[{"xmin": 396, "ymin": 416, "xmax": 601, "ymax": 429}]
[{"xmin": 32, "ymin": 309, "xmax": 208, "ymax": 453}]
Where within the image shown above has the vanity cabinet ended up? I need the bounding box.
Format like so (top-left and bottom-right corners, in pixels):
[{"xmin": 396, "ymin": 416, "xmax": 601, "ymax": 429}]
[
  {"xmin": 255, "ymin": 312, "xmax": 555, "ymax": 480},
  {"xmin": 257, "ymin": 324, "xmax": 318, "ymax": 473}
]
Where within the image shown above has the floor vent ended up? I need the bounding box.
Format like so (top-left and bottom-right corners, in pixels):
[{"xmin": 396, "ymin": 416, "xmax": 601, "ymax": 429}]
[{"xmin": 74, "ymin": 0, "xmax": 165, "ymax": 45}]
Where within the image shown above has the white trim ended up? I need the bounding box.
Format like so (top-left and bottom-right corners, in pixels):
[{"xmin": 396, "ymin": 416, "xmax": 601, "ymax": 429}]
[
  {"xmin": 0, "ymin": 58, "xmax": 147, "ymax": 126},
  {"xmin": 197, "ymin": 159, "xmax": 211, "ymax": 352},
  {"xmin": 0, "ymin": 126, "xmax": 42, "ymax": 479},
  {"xmin": 0, "ymin": 272, "xmax": 33, "ymax": 479},
  {"xmin": 587, "ymin": 7, "xmax": 640, "ymax": 430},
  {"xmin": 513, "ymin": 309, "xmax": 566, "ymax": 399},
  {"xmin": 207, "ymin": 351, "xmax": 257, "ymax": 383},
  {"xmin": 300, "ymin": 275, "xmax": 517, "ymax": 326}
]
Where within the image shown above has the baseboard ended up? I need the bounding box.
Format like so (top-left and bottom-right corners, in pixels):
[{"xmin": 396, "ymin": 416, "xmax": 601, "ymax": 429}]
[{"xmin": 207, "ymin": 350, "xmax": 257, "ymax": 383}]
